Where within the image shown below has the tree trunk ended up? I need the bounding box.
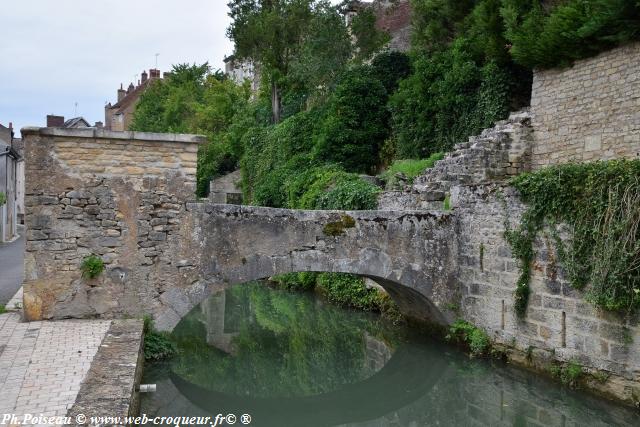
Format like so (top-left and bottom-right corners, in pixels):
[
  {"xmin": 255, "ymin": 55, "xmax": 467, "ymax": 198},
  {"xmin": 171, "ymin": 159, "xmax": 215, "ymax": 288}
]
[{"xmin": 271, "ymin": 81, "xmax": 281, "ymax": 124}]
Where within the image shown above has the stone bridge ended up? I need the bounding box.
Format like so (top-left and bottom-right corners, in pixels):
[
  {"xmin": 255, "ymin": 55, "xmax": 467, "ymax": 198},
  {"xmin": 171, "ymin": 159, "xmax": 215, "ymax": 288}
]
[
  {"xmin": 20, "ymin": 127, "xmax": 459, "ymax": 331},
  {"xmin": 157, "ymin": 204, "xmax": 457, "ymax": 330}
]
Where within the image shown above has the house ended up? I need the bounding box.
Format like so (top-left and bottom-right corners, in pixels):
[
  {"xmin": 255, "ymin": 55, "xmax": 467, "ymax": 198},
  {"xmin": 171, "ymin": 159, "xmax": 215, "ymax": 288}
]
[
  {"xmin": 104, "ymin": 69, "xmax": 163, "ymax": 131},
  {"xmin": 0, "ymin": 122, "xmax": 23, "ymax": 242},
  {"xmin": 46, "ymin": 115, "xmax": 98, "ymax": 128}
]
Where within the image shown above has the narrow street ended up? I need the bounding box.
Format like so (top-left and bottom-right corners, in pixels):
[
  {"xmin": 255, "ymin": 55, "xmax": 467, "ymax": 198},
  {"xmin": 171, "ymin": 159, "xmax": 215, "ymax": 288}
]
[{"xmin": 0, "ymin": 229, "xmax": 24, "ymax": 305}]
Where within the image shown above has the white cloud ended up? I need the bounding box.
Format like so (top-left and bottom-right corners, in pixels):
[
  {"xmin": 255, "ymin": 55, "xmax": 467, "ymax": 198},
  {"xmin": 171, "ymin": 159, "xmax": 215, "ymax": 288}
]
[{"xmin": 0, "ymin": 0, "xmax": 233, "ymax": 131}]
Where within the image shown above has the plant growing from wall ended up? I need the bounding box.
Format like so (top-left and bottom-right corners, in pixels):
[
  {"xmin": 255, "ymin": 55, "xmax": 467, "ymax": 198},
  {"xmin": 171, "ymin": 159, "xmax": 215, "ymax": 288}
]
[
  {"xmin": 0, "ymin": 192, "xmax": 6, "ymax": 206},
  {"xmin": 446, "ymin": 319, "xmax": 491, "ymax": 357},
  {"xmin": 80, "ymin": 255, "xmax": 105, "ymax": 279},
  {"xmin": 143, "ymin": 315, "xmax": 177, "ymax": 361},
  {"xmin": 505, "ymin": 160, "xmax": 640, "ymax": 317}
]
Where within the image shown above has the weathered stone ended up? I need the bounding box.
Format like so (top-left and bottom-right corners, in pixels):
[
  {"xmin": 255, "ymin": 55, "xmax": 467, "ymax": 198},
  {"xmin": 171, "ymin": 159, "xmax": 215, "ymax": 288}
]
[{"xmin": 98, "ymin": 237, "xmax": 121, "ymax": 248}]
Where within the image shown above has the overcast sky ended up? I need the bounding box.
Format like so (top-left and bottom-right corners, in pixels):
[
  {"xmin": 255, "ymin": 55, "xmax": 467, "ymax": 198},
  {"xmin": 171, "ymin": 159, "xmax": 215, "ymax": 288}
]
[
  {"xmin": 0, "ymin": 1, "xmax": 236, "ymax": 132},
  {"xmin": 1, "ymin": 1, "xmax": 346, "ymax": 133}
]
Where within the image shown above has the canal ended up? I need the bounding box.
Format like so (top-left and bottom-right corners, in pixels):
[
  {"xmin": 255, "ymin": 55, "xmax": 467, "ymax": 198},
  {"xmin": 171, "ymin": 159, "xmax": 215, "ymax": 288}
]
[{"xmin": 141, "ymin": 282, "xmax": 640, "ymax": 426}]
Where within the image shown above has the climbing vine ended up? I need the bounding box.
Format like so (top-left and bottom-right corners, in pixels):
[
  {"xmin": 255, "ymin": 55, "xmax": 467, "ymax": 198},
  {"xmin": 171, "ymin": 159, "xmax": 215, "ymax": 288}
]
[{"xmin": 505, "ymin": 160, "xmax": 640, "ymax": 317}]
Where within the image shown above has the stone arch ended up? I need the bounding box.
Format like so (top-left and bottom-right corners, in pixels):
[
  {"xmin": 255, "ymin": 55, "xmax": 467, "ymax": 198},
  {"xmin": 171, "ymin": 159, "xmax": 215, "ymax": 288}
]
[{"xmin": 154, "ymin": 205, "xmax": 457, "ymax": 331}]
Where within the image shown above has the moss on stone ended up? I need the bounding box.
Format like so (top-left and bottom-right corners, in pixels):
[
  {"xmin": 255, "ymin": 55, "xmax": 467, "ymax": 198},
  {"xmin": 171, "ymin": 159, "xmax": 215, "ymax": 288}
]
[{"xmin": 323, "ymin": 215, "xmax": 356, "ymax": 236}]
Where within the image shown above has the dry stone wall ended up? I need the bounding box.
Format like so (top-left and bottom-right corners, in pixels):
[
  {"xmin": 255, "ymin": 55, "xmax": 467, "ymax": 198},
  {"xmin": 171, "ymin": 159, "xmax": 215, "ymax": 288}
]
[
  {"xmin": 531, "ymin": 42, "xmax": 640, "ymax": 168},
  {"xmin": 22, "ymin": 127, "xmax": 206, "ymax": 322}
]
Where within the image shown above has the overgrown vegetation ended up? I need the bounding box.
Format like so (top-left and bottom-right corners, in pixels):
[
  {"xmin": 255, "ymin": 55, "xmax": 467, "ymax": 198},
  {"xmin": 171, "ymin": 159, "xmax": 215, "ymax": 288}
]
[
  {"xmin": 270, "ymin": 272, "xmax": 404, "ymax": 323},
  {"xmin": 550, "ymin": 360, "xmax": 584, "ymax": 388},
  {"xmin": 143, "ymin": 315, "xmax": 177, "ymax": 361},
  {"xmin": 80, "ymin": 255, "xmax": 105, "ymax": 279},
  {"xmin": 447, "ymin": 319, "xmax": 491, "ymax": 356},
  {"xmin": 379, "ymin": 153, "xmax": 445, "ymax": 188},
  {"xmin": 0, "ymin": 304, "xmax": 6, "ymax": 314},
  {"xmin": 0, "ymin": 192, "xmax": 6, "ymax": 206},
  {"xmin": 501, "ymin": 0, "xmax": 640, "ymax": 69},
  {"xmin": 505, "ymin": 160, "xmax": 640, "ymax": 317}
]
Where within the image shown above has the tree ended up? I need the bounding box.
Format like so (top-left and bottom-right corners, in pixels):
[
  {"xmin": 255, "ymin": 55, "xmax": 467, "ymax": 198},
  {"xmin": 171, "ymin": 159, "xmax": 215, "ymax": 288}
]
[
  {"xmin": 227, "ymin": 0, "xmax": 315, "ymax": 123},
  {"xmin": 314, "ymin": 67, "xmax": 389, "ymax": 173},
  {"xmin": 130, "ymin": 63, "xmax": 250, "ymax": 196}
]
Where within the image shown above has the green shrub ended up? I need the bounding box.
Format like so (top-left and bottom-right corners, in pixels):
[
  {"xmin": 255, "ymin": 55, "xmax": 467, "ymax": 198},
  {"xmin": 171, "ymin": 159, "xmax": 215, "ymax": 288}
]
[
  {"xmin": 505, "ymin": 160, "xmax": 640, "ymax": 316},
  {"xmin": 287, "ymin": 166, "xmax": 379, "ymax": 211},
  {"xmin": 0, "ymin": 192, "xmax": 5, "ymax": 206},
  {"xmin": 316, "ymin": 180, "xmax": 380, "ymax": 210},
  {"xmin": 447, "ymin": 320, "xmax": 491, "ymax": 356},
  {"xmin": 80, "ymin": 255, "xmax": 105, "ymax": 279},
  {"xmin": 0, "ymin": 304, "xmax": 6, "ymax": 314},
  {"xmin": 143, "ymin": 315, "xmax": 177, "ymax": 361}
]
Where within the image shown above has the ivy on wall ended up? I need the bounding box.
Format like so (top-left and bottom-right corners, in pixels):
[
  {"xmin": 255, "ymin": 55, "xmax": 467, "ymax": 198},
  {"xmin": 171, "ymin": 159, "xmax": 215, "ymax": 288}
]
[{"xmin": 505, "ymin": 160, "xmax": 640, "ymax": 317}]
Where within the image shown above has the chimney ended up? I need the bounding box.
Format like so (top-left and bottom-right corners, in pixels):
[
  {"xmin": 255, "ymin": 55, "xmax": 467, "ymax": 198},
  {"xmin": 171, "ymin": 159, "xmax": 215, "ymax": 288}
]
[
  {"xmin": 149, "ymin": 68, "xmax": 160, "ymax": 79},
  {"xmin": 117, "ymin": 84, "xmax": 126, "ymax": 102},
  {"xmin": 46, "ymin": 115, "xmax": 65, "ymax": 127},
  {"xmin": 127, "ymin": 83, "xmax": 134, "ymax": 93},
  {"xmin": 94, "ymin": 121, "xmax": 104, "ymax": 128},
  {"xmin": 141, "ymin": 70, "xmax": 148, "ymax": 83}
]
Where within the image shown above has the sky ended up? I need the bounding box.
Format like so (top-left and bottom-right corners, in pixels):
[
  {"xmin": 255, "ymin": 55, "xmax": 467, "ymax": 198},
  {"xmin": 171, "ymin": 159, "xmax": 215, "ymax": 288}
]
[{"xmin": 0, "ymin": 1, "xmax": 235, "ymax": 132}]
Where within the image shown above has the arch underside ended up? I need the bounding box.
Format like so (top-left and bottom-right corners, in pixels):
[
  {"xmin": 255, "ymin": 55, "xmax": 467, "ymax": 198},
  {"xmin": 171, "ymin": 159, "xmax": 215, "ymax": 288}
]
[{"xmin": 155, "ymin": 249, "xmax": 453, "ymax": 331}]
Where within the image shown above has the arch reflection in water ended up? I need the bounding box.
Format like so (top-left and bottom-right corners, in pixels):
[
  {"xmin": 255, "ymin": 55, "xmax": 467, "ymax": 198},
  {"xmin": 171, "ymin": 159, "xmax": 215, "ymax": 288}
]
[{"xmin": 141, "ymin": 282, "xmax": 640, "ymax": 427}]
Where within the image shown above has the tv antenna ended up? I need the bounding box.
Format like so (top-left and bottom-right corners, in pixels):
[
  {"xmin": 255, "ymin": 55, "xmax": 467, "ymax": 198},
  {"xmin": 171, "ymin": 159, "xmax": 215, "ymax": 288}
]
[
  {"xmin": 74, "ymin": 102, "xmax": 78, "ymax": 116},
  {"xmin": 155, "ymin": 53, "xmax": 160, "ymax": 68}
]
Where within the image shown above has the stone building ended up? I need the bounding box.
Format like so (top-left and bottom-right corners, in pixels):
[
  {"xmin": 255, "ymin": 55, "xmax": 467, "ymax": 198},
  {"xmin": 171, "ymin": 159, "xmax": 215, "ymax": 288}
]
[
  {"xmin": 0, "ymin": 122, "xmax": 23, "ymax": 242},
  {"xmin": 104, "ymin": 69, "xmax": 163, "ymax": 131},
  {"xmin": 224, "ymin": 56, "xmax": 260, "ymax": 94}
]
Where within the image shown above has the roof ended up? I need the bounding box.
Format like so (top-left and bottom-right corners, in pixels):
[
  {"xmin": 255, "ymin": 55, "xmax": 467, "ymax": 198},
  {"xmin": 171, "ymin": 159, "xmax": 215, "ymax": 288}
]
[
  {"xmin": 108, "ymin": 79, "xmax": 154, "ymax": 115},
  {"xmin": 63, "ymin": 117, "xmax": 91, "ymax": 128}
]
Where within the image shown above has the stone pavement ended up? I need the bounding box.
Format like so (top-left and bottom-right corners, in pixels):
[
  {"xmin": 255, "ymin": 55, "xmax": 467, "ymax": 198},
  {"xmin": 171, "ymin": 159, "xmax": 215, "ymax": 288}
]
[
  {"xmin": 0, "ymin": 230, "xmax": 24, "ymax": 305},
  {"xmin": 0, "ymin": 313, "xmax": 111, "ymax": 422}
]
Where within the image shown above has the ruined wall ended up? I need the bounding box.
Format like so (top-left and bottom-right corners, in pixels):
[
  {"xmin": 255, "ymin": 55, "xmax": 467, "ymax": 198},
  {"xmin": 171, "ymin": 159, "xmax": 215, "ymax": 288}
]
[
  {"xmin": 531, "ymin": 42, "xmax": 640, "ymax": 168},
  {"xmin": 22, "ymin": 127, "xmax": 206, "ymax": 322}
]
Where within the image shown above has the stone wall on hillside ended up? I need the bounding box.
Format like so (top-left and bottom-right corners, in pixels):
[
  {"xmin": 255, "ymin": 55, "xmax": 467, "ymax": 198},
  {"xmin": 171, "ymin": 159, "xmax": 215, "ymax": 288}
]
[
  {"xmin": 531, "ymin": 42, "xmax": 640, "ymax": 168},
  {"xmin": 21, "ymin": 127, "xmax": 206, "ymax": 321}
]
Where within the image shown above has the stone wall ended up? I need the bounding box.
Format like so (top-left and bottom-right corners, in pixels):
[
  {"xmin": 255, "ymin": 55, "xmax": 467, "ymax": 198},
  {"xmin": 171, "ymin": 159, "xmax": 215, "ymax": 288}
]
[
  {"xmin": 531, "ymin": 42, "xmax": 640, "ymax": 168},
  {"xmin": 21, "ymin": 127, "xmax": 206, "ymax": 322},
  {"xmin": 454, "ymin": 184, "xmax": 640, "ymax": 405},
  {"xmin": 377, "ymin": 106, "xmax": 640, "ymax": 405}
]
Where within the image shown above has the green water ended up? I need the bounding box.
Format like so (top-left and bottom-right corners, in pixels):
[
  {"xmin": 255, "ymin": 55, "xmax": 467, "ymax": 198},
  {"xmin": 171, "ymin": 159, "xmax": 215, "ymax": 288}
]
[{"xmin": 141, "ymin": 282, "xmax": 640, "ymax": 426}]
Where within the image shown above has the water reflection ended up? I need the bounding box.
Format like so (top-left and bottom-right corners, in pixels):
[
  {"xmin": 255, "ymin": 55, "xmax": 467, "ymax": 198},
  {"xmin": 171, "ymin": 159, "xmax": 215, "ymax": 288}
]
[{"xmin": 141, "ymin": 283, "xmax": 640, "ymax": 427}]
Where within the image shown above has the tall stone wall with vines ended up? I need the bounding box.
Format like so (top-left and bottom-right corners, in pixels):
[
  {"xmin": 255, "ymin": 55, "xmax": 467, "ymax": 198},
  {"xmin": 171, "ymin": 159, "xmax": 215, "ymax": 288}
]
[{"xmin": 454, "ymin": 183, "xmax": 640, "ymax": 405}]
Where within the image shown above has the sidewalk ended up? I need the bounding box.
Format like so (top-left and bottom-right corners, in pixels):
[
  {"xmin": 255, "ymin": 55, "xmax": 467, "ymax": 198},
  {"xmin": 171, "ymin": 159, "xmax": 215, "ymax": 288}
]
[{"xmin": 0, "ymin": 313, "xmax": 111, "ymax": 421}]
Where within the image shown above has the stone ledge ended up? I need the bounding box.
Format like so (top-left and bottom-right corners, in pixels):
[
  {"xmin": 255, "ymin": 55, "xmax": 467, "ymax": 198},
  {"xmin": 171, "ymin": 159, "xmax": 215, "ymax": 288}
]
[
  {"xmin": 67, "ymin": 319, "xmax": 144, "ymax": 425},
  {"xmin": 21, "ymin": 127, "xmax": 207, "ymax": 144}
]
